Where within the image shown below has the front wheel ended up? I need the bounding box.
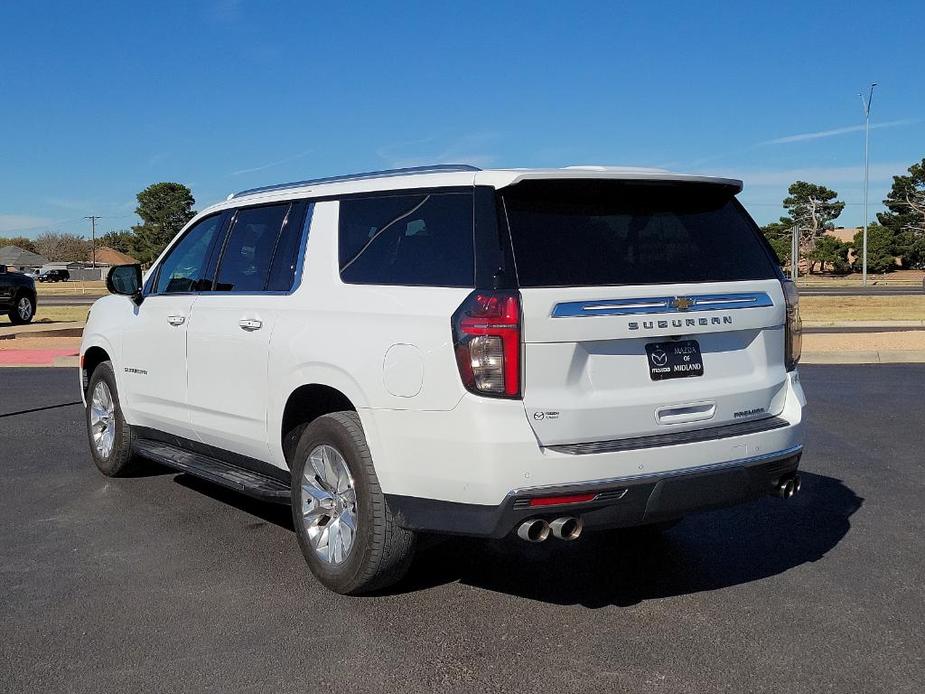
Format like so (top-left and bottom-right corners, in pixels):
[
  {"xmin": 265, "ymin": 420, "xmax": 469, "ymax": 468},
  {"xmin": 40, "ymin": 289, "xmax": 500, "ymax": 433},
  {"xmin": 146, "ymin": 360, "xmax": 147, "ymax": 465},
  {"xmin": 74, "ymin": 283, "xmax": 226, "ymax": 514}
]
[
  {"xmin": 86, "ymin": 361, "xmax": 139, "ymax": 476},
  {"xmin": 290, "ymin": 411, "xmax": 416, "ymax": 595},
  {"xmin": 9, "ymin": 294, "xmax": 35, "ymax": 324}
]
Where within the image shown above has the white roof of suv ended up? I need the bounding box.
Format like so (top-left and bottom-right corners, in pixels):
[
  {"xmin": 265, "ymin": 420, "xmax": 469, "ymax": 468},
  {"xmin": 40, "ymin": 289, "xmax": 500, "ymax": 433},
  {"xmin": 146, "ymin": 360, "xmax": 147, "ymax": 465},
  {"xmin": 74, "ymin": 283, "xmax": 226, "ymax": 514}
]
[{"xmin": 206, "ymin": 165, "xmax": 743, "ymax": 214}]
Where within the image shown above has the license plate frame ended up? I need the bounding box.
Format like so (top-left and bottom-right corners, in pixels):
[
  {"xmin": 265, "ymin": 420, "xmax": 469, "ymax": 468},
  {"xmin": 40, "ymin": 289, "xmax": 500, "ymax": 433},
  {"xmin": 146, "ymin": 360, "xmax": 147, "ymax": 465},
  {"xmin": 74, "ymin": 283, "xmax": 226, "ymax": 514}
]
[{"xmin": 645, "ymin": 340, "xmax": 704, "ymax": 381}]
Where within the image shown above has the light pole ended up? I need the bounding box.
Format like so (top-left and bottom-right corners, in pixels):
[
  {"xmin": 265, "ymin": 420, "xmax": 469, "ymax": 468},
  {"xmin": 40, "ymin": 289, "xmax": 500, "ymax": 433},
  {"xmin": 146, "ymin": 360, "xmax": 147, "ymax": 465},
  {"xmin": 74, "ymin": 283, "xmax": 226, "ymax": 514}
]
[
  {"xmin": 84, "ymin": 216, "xmax": 101, "ymax": 269},
  {"xmin": 859, "ymin": 83, "xmax": 877, "ymax": 287}
]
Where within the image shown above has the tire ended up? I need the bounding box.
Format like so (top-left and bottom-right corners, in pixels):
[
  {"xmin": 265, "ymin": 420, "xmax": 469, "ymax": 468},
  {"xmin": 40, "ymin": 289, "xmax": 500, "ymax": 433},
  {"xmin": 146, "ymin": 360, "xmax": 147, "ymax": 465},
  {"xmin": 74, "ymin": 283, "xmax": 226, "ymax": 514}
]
[
  {"xmin": 8, "ymin": 293, "xmax": 35, "ymax": 324},
  {"xmin": 290, "ymin": 411, "xmax": 416, "ymax": 595},
  {"xmin": 85, "ymin": 361, "xmax": 139, "ymax": 477}
]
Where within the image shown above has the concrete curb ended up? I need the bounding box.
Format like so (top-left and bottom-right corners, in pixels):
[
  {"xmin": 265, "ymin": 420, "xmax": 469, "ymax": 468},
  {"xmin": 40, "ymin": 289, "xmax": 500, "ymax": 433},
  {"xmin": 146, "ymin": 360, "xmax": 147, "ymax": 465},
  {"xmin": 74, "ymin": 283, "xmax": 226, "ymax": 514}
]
[
  {"xmin": 802, "ymin": 350, "xmax": 925, "ymax": 364},
  {"xmin": 803, "ymin": 320, "xmax": 925, "ymax": 328},
  {"xmin": 0, "ymin": 321, "xmax": 86, "ymax": 339}
]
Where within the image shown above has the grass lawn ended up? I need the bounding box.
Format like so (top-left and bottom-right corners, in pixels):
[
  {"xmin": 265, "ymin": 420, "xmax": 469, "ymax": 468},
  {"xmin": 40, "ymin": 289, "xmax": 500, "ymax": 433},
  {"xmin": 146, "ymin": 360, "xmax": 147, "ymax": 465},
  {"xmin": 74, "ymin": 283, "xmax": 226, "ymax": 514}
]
[
  {"xmin": 796, "ymin": 269, "xmax": 925, "ymax": 287},
  {"xmin": 29, "ymin": 306, "xmax": 89, "ymax": 324},
  {"xmin": 35, "ymin": 280, "xmax": 107, "ymax": 296},
  {"xmin": 800, "ymin": 295, "xmax": 925, "ymax": 322},
  {"xmin": 0, "ymin": 305, "xmax": 87, "ymax": 325}
]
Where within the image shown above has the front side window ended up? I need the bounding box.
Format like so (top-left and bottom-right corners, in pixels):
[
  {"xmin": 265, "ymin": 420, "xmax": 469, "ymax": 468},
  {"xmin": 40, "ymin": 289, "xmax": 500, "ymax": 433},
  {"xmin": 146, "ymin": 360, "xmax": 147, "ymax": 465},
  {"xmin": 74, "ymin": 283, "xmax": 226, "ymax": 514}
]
[
  {"xmin": 215, "ymin": 203, "xmax": 291, "ymax": 292},
  {"xmin": 338, "ymin": 191, "xmax": 474, "ymax": 286},
  {"xmin": 154, "ymin": 214, "xmax": 225, "ymax": 294}
]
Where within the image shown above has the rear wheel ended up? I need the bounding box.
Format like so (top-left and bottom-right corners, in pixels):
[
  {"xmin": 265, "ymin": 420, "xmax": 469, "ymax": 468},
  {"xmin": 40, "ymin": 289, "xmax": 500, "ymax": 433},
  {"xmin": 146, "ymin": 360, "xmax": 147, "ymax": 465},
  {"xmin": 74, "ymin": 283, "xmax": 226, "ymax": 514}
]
[
  {"xmin": 86, "ymin": 361, "xmax": 139, "ymax": 476},
  {"xmin": 291, "ymin": 411, "xmax": 416, "ymax": 595},
  {"xmin": 8, "ymin": 294, "xmax": 34, "ymax": 324}
]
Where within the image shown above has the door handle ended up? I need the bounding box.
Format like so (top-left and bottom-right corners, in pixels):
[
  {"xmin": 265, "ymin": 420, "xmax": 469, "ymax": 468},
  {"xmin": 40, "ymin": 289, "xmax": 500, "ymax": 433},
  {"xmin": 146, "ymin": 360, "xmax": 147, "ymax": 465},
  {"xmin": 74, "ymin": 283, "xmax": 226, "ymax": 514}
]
[
  {"xmin": 238, "ymin": 319, "xmax": 263, "ymax": 331},
  {"xmin": 166, "ymin": 314, "xmax": 186, "ymax": 326}
]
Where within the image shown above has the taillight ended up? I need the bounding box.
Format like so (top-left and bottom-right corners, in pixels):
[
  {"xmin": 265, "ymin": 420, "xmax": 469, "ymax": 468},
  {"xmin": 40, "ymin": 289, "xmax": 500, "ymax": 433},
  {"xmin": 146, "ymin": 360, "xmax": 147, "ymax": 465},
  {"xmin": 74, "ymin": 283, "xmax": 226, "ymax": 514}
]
[
  {"xmin": 451, "ymin": 290, "xmax": 521, "ymax": 398},
  {"xmin": 782, "ymin": 280, "xmax": 801, "ymax": 371}
]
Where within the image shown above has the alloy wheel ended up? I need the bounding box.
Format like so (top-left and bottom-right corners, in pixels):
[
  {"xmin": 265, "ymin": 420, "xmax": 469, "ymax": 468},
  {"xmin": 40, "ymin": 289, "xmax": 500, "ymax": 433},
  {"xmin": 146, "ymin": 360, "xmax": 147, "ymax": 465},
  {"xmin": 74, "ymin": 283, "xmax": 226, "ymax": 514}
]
[
  {"xmin": 89, "ymin": 381, "xmax": 116, "ymax": 458},
  {"xmin": 17, "ymin": 297, "xmax": 32, "ymax": 321},
  {"xmin": 300, "ymin": 444, "xmax": 358, "ymax": 565}
]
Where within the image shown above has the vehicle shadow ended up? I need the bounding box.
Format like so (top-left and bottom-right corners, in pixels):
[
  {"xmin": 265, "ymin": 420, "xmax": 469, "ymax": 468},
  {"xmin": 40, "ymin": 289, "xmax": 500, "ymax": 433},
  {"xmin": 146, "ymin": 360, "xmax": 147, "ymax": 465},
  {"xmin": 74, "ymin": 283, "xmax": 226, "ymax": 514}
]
[
  {"xmin": 399, "ymin": 472, "xmax": 862, "ymax": 608},
  {"xmin": 173, "ymin": 473, "xmax": 294, "ymax": 529},
  {"xmin": 166, "ymin": 470, "xmax": 861, "ymax": 608}
]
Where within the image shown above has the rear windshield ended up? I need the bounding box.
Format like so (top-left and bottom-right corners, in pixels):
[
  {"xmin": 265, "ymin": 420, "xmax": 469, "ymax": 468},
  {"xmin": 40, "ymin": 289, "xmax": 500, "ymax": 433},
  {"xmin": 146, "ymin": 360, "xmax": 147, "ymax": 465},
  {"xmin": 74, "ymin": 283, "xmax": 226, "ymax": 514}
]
[{"xmin": 501, "ymin": 180, "xmax": 777, "ymax": 287}]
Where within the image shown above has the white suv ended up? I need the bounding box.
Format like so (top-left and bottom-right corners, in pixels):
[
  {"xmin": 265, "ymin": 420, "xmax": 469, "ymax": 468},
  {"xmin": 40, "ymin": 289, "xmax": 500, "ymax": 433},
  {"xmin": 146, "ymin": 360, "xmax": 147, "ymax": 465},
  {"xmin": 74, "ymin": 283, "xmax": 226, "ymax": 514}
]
[{"xmin": 80, "ymin": 165, "xmax": 805, "ymax": 594}]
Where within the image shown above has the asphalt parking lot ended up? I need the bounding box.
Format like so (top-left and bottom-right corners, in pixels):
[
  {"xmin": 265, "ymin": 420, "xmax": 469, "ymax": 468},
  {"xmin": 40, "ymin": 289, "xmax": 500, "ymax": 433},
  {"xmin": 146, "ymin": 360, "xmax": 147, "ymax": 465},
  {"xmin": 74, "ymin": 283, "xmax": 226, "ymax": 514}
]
[{"xmin": 1, "ymin": 367, "xmax": 922, "ymax": 693}]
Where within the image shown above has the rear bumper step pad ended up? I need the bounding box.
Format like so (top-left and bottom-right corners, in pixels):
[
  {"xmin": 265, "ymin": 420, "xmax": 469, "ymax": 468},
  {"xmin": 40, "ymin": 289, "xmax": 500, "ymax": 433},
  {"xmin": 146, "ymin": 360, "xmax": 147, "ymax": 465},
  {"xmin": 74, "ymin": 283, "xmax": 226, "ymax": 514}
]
[{"xmin": 545, "ymin": 416, "xmax": 789, "ymax": 455}]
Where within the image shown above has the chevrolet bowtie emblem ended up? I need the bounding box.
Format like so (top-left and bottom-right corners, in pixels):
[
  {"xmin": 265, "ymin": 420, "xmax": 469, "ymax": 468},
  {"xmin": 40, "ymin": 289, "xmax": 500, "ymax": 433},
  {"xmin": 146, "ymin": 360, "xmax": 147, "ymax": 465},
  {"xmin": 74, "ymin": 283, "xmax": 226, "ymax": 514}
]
[{"xmin": 670, "ymin": 296, "xmax": 694, "ymax": 311}]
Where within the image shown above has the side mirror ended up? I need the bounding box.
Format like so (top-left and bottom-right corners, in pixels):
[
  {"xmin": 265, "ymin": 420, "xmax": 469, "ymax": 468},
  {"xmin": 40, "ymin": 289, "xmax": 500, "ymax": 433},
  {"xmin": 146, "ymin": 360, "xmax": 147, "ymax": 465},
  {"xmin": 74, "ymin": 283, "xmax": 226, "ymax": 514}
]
[{"xmin": 107, "ymin": 264, "xmax": 144, "ymax": 305}]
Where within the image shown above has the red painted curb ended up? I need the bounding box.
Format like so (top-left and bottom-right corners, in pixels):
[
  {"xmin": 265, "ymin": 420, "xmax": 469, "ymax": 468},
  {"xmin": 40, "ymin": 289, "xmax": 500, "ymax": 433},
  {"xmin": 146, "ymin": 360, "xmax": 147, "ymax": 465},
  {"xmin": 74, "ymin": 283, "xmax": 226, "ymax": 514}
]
[{"xmin": 0, "ymin": 349, "xmax": 79, "ymax": 365}]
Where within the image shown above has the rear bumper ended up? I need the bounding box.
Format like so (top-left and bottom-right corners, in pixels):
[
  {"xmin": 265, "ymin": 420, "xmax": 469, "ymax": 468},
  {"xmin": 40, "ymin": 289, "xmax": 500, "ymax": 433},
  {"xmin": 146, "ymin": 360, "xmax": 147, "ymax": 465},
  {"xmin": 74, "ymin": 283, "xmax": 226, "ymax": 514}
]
[
  {"xmin": 386, "ymin": 446, "xmax": 802, "ymax": 538},
  {"xmin": 362, "ymin": 370, "xmax": 806, "ymax": 507}
]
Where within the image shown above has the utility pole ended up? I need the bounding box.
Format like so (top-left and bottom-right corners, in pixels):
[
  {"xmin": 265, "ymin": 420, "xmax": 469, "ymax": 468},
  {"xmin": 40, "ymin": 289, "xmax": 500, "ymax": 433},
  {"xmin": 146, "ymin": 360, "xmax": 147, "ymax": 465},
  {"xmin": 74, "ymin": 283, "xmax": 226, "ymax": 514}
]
[
  {"xmin": 84, "ymin": 215, "xmax": 101, "ymax": 268},
  {"xmin": 859, "ymin": 83, "xmax": 877, "ymax": 287}
]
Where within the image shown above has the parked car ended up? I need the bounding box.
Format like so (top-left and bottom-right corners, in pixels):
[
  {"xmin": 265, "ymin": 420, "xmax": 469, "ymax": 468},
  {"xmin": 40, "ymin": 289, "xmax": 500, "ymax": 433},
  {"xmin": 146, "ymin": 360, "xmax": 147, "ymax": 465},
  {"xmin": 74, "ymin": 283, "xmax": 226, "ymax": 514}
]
[
  {"xmin": 0, "ymin": 264, "xmax": 37, "ymax": 324},
  {"xmin": 80, "ymin": 164, "xmax": 806, "ymax": 594},
  {"xmin": 38, "ymin": 269, "xmax": 70, "ymax": 282}
]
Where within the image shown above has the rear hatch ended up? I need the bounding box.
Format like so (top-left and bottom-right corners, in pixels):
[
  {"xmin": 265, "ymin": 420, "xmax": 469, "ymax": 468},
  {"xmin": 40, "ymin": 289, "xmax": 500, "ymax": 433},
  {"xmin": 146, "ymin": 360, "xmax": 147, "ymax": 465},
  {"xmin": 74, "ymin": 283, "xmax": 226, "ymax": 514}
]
[{"xmin": 501, "ymin": 178, "xmax": 787, "ymax": 448}]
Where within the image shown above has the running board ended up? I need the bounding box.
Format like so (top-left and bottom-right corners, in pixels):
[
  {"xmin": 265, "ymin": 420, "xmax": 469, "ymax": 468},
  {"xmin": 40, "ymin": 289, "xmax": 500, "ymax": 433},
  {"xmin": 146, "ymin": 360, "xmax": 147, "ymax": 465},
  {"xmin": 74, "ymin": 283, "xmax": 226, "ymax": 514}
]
[{"xmin": 133, "ymin": 439, "xmax": 291, "ymax": 504}]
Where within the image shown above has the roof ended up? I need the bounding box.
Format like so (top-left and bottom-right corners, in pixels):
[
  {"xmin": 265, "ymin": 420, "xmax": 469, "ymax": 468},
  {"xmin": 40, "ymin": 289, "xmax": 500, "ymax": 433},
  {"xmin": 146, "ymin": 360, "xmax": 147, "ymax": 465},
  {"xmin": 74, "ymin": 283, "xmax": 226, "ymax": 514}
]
[
  {"xmin": 202, "ymin": 164, "xmax": 743, "ymax": 216},
  {"xmin": 0, "ymin": 245, "xmax": 49, "ymax": 267},
  {"xmin": 92, "ymin": 246, "xmax": 137, "ymax": 265},
  {"xmin": 827, "ymin": 227, "xmax": 860, "ymax": 243}
]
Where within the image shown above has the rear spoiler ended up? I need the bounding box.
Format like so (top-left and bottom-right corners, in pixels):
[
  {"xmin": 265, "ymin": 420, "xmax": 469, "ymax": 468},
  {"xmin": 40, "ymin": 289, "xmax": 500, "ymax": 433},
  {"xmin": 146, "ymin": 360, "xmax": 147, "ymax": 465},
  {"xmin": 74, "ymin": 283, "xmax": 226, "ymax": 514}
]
[{"xmin": 477, "ymin": 169, "xmax": 744, "ymax": 194}]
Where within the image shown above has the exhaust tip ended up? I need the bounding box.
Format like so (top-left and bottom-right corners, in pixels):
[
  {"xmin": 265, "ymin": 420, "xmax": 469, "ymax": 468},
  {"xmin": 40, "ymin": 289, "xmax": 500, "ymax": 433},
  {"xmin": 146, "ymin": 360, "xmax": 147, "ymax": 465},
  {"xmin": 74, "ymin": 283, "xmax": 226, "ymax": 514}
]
[
  {"xmin": 550, "ymin": 516, "xmax": 583, "ymax": 541},
  {"xmin": 517, "ymin": 519, "xmax": 550, "ymax": 543},
  {"xmin": 775, "ymin": 474, "xmax": 801, "ymax": 499}
]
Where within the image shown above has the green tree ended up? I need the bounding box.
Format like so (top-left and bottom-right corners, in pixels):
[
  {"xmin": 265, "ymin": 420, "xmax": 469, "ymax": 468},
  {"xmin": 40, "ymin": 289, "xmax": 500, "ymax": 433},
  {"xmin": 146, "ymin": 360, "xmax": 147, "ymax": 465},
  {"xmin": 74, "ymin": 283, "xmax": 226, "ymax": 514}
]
[
  {"xmin": 877, "ymin": 158, "xmax": 925, "ymax": 268},
  {"xmin": 98, "ymin": 230, "xmax": 138, "ymax": 256},
  {"xmin": 783, "ymin": 181, "xmax": 845, "ymax": 273},
  {"xmin": 808, "ymin": 235, "xmax": 851, "ymax": 274},
  {"xmin": 0, "ymin": 236, "xmax": 39, "ymax": 253},
  {"xmin": 852, "ymin": 224, "xmax": 895, "ymax": 274},
  {"xmin": 132, "ymin": 182, "xmax": 196, "ymax": 264},
  {"xmin": 760, "ymin": 218, "xmax": 793, "ymax": 267}
]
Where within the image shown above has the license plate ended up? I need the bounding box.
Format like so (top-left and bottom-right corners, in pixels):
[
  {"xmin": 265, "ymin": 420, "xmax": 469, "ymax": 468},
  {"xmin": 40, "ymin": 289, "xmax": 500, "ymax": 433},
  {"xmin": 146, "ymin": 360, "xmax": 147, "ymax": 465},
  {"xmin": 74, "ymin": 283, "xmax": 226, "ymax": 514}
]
[{"xmin": 645, "ymin": 340, "xmax": 704, "ymax": 381}]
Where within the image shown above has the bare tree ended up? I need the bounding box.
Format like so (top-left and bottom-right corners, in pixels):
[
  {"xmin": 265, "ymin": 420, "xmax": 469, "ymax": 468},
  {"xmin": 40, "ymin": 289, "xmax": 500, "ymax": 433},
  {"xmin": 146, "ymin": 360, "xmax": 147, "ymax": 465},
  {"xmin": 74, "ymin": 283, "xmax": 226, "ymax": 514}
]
[{"xmin": 33, "ymin": 232, "xmax": 92, "ymax": 262}]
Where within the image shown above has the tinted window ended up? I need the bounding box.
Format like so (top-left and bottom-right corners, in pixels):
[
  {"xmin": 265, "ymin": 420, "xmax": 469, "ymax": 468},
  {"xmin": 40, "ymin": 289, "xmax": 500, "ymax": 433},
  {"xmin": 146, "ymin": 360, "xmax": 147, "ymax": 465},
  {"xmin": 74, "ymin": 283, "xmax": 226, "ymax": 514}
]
[
  {"xmin": 215, "ymin": 203, "xmax": 290, "ymax": 292},
  {"xmin": 339, "ymin": 192, "xmax": 474, "ymax": 286},
  {"xmin": 155, "ymin": 214, "xmax": 225, "ymax": 294},
  {"xmin": 267, "ymin": 203, "xmax": 310, "ymax": 291},
  {"xmin": 502, "ymin": 180, "xmax": 777, "ymax": 287}
]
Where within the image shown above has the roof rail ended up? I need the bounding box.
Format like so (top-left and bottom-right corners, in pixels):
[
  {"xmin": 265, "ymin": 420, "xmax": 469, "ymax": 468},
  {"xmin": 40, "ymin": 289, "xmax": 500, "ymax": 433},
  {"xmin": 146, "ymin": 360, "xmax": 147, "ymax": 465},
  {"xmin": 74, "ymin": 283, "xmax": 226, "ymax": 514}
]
[{"xmin": 229, "ymin": 164, "xmax": 482, "ymax": 200}]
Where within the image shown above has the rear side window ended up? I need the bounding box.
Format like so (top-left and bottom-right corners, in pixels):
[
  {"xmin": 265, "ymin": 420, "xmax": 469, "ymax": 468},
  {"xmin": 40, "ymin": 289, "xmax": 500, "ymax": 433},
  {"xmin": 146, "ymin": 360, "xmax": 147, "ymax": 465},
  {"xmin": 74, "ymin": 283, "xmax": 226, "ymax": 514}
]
[
  {"xmin": 502, "ymin": 180, "xmax": 777, "ymax": 287},
  {"xmin": 266, "ymin": 203, "xmax": 310, "ymax": 291},
  {"xmin": 155, "ymin": 213, "xmax": 225, "ymax": 294},
  {"xmin": 339, "ymin": 191, "xmax": 474, "ymax": 286},
  {"xmin": 215, "ymin": 203, "xmax": 291, "ymax": 292}
]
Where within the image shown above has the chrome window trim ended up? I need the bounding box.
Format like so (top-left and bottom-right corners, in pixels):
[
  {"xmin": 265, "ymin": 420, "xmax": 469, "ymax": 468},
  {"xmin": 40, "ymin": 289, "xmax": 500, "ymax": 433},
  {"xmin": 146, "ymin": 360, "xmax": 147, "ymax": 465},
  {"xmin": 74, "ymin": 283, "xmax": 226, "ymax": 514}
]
[{"xmin": 551, "ymin": 291, "xmax": 774, "ymax": 318}]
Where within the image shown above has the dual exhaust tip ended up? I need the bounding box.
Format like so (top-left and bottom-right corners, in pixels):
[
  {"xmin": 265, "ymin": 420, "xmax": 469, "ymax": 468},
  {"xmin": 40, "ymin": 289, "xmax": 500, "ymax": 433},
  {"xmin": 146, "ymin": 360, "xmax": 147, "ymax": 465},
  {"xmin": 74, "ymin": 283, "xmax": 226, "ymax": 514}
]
[
  {"xmin": 517, "ymin": 516, "xmax": 582, "ymax": 543},
  {"xmin": 775, "ymin": 474, "xmax": 802, "ymax": 499},
  {"xmin": 519, "ymin": 474, "xmax": 801, "ymax": 541}
]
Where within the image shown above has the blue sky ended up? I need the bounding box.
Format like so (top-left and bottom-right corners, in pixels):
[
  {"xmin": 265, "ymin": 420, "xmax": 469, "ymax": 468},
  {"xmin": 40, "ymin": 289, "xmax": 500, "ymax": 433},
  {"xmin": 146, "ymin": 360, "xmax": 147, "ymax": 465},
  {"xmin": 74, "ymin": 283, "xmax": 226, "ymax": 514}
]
[{"xmin": 1, "ymin": 0, "xmax": 922, "ymax": 239}]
